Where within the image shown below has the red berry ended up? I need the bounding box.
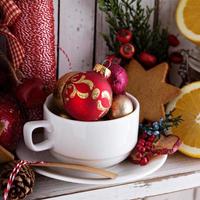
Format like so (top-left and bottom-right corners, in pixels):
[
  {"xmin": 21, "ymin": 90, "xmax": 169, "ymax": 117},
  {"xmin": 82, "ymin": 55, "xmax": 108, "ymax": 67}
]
[
  {"xmin": 168, "ymin": 34, "xmax": 180, "ymax": 47},
  {"xmin": 139, "ymin": 51, "xmax": 157, "ymax": 67},
  {"xmin": 146, "ymin": 141, "xmax": 153, "ymax": 147},
  {"xmin": 116, "ymin": 29, "xmax": 133, "ymax": 43},
  {"xmin": 148, "ymin": 135, "xmax": 156, "ymax": 142},
  {"xmin": 169, "ymin": 52, "xmax": 183, "ymax": 64},
  {"xmin": 140, "ymin": 157, "xmax": 149, "ymax": 165},
  {"xmin": 138, "ymin": 138, "xmax": 145, "ymax": 145},
  {"xmin": 138, "ymin": 146, "xmax": 146, "ymax": 153},
  {"xmin": 16, "ymin": 78, "xmax": 47, "ymax": 108},
  {"xmin": 120, "ymin": 43, "xmax": 135, "ymax": 59},
  {"xmin": 141, "ymin": 132, "xmax": 148, "ymax": 139}
]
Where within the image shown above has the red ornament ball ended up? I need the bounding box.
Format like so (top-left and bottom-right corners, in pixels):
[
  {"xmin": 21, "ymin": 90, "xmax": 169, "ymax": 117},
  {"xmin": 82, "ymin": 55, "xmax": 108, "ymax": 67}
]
[
  {"xmin": 62, "ymin": 71, "xmax": 113, "ymax": 121},
  {"xmin": 16, "ymin": 78, "xmax": 48, "ymax": 108},
  {"xmin": 108, "ymin": 64, "xmax": 128, "ymax": 95}
]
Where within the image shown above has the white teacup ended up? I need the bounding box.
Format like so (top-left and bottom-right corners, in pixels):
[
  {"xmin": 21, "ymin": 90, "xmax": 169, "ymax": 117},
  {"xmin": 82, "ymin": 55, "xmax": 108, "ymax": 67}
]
[{"xmin": 23, "ymin": 94, "xmax": 140, "ymax": 168}]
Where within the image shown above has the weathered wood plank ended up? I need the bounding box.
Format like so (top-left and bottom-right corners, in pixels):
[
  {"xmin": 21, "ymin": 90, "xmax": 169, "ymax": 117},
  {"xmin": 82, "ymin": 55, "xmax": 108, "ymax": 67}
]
[
  {"xmin": 145, "ymin": 189, "xmax": 194, "ymax": 200},
  {"xmin": 58, "ymin": 0, "xmax": 95, "ymax": 76},
  {"xmin": 40, "ymin": 171, "xmax": 200, "ymax": 200},
  {"xmin": 28, "ymin": 153, "xmax": 200, "ymax": 200}
]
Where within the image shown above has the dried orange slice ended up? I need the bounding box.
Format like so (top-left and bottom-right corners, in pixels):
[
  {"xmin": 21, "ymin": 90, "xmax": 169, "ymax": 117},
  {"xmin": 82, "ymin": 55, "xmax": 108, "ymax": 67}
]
[
  {"xmin": 176, "ymin": 0, "xmax": 200, "ymax": 45},
  {"xmin": 167, "ymin": 82, "xmax": 200, "ymax": 158}
]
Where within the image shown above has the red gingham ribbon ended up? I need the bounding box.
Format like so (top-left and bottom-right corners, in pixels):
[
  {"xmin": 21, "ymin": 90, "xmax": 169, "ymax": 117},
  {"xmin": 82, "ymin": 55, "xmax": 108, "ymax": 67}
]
[
  {"xmin": 3, "ymin": 160, "xmax": 44, "ymax": 200},
  {"xmin": 0, "ymin": 0, "xmax": 25, "ymax": 70}
]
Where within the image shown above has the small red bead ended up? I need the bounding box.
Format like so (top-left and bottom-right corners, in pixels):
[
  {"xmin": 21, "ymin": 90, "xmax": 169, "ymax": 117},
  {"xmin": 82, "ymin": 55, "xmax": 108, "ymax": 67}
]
[
  {"xmin": 140, "ymin": 157, "xmax": 149, "ymax": 165},
  {"xmin": 148, "ymin": 135, "xmax": 156, "ymax": 142},
  {"xmin": 141, "ymin": 132, "xmax": 148, "ymax": 139}
]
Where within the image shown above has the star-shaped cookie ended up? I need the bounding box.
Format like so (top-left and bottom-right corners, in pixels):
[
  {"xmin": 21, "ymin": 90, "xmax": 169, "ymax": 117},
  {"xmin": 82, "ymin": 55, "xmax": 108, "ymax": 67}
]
[{"xmin": 126, "ymin": 59, "xmax": 180, "ymax": 122}]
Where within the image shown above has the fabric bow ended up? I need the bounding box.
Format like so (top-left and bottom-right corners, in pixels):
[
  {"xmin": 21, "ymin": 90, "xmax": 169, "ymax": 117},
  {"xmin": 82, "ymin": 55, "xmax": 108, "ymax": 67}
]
[{"xmin": 0, "ymin": 0, "xmax": 24, "ymax": 70}]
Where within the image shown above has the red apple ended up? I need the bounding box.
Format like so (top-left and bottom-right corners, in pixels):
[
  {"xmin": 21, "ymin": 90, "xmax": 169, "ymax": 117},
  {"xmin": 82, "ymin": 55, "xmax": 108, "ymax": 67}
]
[
  {"xmin": 16, "ymin": 78, "xmax": 48, "ymax": 108},
  {"xmin": 0, "ymin": 95, "xmax": 24, "ymax": 151}
]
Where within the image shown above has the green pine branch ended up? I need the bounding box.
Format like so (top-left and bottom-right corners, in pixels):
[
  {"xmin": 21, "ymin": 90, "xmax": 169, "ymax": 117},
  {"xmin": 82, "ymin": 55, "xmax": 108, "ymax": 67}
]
[{"xmin": 98, "ymin": 0, "xmax": 169, "ymax": 63}]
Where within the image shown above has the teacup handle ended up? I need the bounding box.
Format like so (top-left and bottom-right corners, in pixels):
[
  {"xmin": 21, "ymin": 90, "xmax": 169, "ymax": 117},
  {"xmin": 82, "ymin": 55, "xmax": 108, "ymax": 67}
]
[{"xmin": 23, "ymin": 121, "xmax": 54, "ymax": 152}]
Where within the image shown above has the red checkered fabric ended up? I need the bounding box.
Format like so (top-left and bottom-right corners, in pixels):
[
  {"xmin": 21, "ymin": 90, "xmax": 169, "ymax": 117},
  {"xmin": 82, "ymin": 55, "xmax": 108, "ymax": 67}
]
[{"xmin": 0, "ymin": 0, "xmax": 25, "ymax": 70}]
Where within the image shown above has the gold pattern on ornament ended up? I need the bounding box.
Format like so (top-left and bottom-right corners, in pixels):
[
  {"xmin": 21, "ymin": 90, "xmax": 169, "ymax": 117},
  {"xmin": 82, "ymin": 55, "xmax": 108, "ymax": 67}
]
[
  {"xmin": 96, "ymin": 90, "xmax": 112, "ymax": 111},
  {"xmin": 101, "ymin": 90, "xmax": 112, "ymax": 105},
  {"xmin": 67, "ymin": 84, "xmax": 89, "ymax": 99},
  {"xmin": 97, "ymin": 100, "xmax": 108, "ymax": 112},
  {"xmin": 72, "ymin": 75, "xmax": 94, "ymax": 90},
  {"xmin": 92, "ymin": 88, "xmax": 100, "ymax": 100},
  {"xmin": 66, "ymin": 74, "xmax": 95, "ymax": 100}
]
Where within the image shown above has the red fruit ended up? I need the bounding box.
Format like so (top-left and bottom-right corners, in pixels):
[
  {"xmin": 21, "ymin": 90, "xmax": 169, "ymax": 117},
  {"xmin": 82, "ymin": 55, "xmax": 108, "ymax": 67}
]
[
  {"xmin": 16, "ymin": 78, "xmax": 47, "ymax": 108},
  {"xmin": 120, "ymin": 43, "xmax": 135, "ymax": 59},
  {"xmin": 168, "ymin": 34, "xmax": 180, "ymax": 47},
  {"xmin": 169, "ymin": 52, "xmax": 183, "ymax": 64},
  {"xmin": 0, "ymin": 95, "xmax": 23, "ymax": 151},
  {"xmin": 139, "ymin": 52, "xmax": 157, "ymax": 67},
  {"xmin": 116, "ymin": 29, "xmax": 133, "ymax": 43}
]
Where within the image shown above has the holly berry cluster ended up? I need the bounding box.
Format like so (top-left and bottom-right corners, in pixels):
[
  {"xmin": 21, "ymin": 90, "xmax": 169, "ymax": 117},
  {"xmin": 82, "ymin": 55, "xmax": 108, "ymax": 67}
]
[
  {"xmin": 99, "ymin": 0, "xmax": 184, "ymax": 68},
  {"xmin": 129, "ymin": 114, "xmax": 182, "ymax": 166}
]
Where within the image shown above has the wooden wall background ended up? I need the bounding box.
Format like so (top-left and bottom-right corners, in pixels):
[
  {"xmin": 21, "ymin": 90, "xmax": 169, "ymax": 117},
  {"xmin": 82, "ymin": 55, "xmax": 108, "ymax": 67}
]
[{"xmin": 54, "ymin": 0, "xmax": 195, "ymax": 82}]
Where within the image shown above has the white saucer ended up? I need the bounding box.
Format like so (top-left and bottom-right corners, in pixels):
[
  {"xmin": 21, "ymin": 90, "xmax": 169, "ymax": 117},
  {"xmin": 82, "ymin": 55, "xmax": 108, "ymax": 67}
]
[{"xmin": 16, "ymin": 141, "xmax": 167, "ymax": 185}]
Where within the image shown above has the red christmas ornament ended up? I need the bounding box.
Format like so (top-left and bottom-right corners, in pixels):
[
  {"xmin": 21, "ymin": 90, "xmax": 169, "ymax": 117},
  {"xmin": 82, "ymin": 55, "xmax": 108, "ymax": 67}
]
[
  {"xmin": 62, "ymin": 65, "xmax": 113, "ymax": 121},
  {"xmin": 139, "ymin": 51, "xmax": 157, "ymax": 67},
  {"xmin": 16, "ymin": 78, "xmax": 48, "ymax": 109},
  {"xmin": 0, "ymin": 94, "xmax": 23, "ymax": 151},
  {"xmin": 116, "ymin": 29, "xmax": 133, "ymax": 44},
  {"xmin": 168, "ymin": 34, "xmax": 180, "ymax": 47},
  {"xmin": 108, "ymin": 64, "xmax": 128, "ymax": 95},
  {"xmin": 169, "ymin": 52, "xmax": 183, "ymax": 64},
  {"xmin": 120, "ymin": 43, "xmax": 135, "ymax": 59}
]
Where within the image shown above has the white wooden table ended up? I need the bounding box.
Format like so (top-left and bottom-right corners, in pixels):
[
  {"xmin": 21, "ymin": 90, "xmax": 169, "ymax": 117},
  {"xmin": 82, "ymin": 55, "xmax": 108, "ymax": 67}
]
[{"xmin": 28, "ymin": 153, "xmax": 200, "ymax": 200}]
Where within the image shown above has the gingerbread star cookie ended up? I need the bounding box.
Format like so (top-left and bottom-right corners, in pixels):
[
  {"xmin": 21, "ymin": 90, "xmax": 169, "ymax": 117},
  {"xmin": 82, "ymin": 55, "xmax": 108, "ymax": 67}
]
[
  {"xmin": 126, "ymin": 59, "xmax": 180, "ymax": 122},
  {"xmin": 0, "ymin": 145, "xmax": 14, "ymax": 164}
]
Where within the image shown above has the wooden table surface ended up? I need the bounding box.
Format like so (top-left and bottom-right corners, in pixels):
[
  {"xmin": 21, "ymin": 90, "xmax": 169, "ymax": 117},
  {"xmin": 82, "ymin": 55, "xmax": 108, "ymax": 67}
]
[{"xmin": 28, "ymin": 153, "xmax": 200, "ymax": 200}]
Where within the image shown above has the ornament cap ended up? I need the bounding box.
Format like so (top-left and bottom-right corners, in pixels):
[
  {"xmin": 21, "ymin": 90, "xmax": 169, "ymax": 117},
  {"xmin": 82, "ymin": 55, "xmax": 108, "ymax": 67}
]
[{"xmin": 93, "ymin": 64, "xmax": 111, "ymax": 78}]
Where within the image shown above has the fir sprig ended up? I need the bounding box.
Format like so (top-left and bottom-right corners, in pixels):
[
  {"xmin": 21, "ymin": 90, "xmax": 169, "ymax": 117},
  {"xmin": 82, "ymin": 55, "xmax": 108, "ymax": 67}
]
[
  {"xmin": 98, "ymin": 0, "xmax": 169, "ymax": 63},
  {"xmin": 139, "ymin": 112, "xmax": 183, "ymax": 136}
]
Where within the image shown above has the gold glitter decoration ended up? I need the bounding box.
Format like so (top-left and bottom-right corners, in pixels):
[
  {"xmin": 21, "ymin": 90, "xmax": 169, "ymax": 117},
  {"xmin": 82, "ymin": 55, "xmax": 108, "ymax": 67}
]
[{"xmin": 92, "ymin": 88, "xmax": 100, "ymax": 100}]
